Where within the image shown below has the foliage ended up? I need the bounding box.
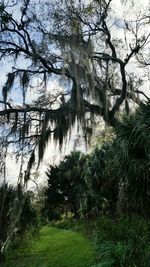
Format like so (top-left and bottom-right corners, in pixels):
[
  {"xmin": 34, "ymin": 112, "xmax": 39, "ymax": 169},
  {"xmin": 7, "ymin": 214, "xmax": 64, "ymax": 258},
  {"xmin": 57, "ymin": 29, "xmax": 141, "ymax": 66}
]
[
  {"xmin": 45, "ymin": 101, "xmax": 150, "ymax": 218},
  {"xmin": 45, "ymin": 142, "xmax": 118, "ymax": 219},
  {"xmin": 0, "ymin": 1, "xmax": 150, "ymax": 264},
  {"xmin": 0, "ymin": 183, "xmax": 40, "ymax": 261},
  {"xmin": 108, "ymin": 102, "xmax": 150, "ymax": 215},
  {"xmin": 92, "ymin": 216, "xmax": 150, "ymax": 267},
  {"xmin": 17, "ymin": 191, "xmax": 40, "ymax": 236},
  {"xmin": 53, "ymin": 218, "xmax": 97, "ymax": 239},
  {"xmin": 0, "ymin": 0, "xmax": 149, "ymax": 178},
  {"xmin": 45, "ymin": 151, "xmax": 87, "ymax": 219},
  {"xmin": 82, "ymin": 143, "xmax": 118, "ymax": 217},
  {"xmin": 0, "ymin": 184, "xmax": 17, "ymax": 261}
]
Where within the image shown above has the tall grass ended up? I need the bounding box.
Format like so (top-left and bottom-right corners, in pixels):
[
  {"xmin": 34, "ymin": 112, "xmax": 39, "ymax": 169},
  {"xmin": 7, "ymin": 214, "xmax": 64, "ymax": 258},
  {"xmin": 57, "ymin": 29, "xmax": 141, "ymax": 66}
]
[{"xmin": 92, "ymin": 216, "xmax": 150, "ymax": 267}]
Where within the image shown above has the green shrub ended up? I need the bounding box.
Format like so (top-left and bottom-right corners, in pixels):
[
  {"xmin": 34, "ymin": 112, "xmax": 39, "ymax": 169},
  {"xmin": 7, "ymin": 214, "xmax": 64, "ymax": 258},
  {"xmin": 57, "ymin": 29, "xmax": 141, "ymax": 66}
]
[
  {"xmin": 92, "ymin": 241, "xmax": 133, "ymax": 267},
  {"xmin": 92, "ymin": 216, "xmax": 150, "ymax": 267},
  {"xmin": 53, "ymin": 218, "xmax": 77, "ymax": 230}
]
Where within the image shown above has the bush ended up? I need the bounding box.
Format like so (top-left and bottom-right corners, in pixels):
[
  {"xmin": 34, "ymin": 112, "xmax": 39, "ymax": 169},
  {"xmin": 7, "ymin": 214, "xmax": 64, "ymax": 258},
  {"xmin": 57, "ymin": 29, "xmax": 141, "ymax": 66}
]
[
  {"xmin": 53, "ymin": 217, "xmax": 97, "ymax": 237},
  {"xmin": 92, "ymin": 241, "xmax": 133, "ymax": 267},
  {"xmin": 47, "ymin": 209, "xmax": 61, "ymax": 221},
  {"xmin": 0, "ymin": 184, "xmax": 40, "ymax": 261},
  {"xmin": 18, "ymin": 193, "xmax": 41, "ymax": 236},
  {"xmin": 92, "ymin": 215, "xmax": 150, "ymax": 267}
]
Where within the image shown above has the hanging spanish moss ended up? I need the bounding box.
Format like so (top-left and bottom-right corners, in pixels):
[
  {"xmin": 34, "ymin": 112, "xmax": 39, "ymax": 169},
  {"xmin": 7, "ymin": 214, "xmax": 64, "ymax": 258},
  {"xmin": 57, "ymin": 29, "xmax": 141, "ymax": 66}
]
[{"xmin": 0, "ymin": 0, "xmax": 148, "ymax": 183}]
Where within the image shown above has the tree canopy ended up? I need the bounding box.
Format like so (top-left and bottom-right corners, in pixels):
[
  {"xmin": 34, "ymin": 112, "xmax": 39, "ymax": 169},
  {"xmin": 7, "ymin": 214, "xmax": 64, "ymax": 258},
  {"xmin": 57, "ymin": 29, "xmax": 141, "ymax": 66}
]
[{"xmin": 0, "ymin": 0, "xmax": 150, "ymax": 180}]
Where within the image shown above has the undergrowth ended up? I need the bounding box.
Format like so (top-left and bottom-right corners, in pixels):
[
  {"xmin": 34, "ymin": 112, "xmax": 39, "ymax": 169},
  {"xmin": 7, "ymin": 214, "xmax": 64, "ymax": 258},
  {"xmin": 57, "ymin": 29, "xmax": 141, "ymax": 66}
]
[
  {"xmin": 53, "ymin": 215, "xmax": 150, "ymax": 267},
  {"xmin": 91, "ymin": 215, "xmax": 150, "ymax": 267}
]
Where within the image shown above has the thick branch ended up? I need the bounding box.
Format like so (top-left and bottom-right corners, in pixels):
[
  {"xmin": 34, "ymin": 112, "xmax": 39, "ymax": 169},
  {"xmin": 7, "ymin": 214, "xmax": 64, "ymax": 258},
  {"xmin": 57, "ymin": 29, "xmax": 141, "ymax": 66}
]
[{"xmin": 110, "ymin": 64, "xmax": 127, "ymax": 117}]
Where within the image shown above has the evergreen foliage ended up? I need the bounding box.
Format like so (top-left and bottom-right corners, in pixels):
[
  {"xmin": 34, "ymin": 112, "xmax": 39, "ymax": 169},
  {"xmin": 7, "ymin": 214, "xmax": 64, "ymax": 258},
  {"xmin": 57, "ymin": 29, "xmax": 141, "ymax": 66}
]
[
  {"xmin": 0, "ymin": 184, "xmax": 40, "ymax": 262},
  {"xmin": 45, "ymin": 102, "xmax": 150, "ymax": 218}
]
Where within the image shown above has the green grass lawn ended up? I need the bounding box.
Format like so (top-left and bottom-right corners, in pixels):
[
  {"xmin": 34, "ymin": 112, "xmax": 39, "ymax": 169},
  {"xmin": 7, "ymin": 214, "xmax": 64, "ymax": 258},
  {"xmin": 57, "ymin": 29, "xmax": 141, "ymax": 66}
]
[{"xmin": 2, "ymin": 226, "xmax": 95, "ymax": 267}]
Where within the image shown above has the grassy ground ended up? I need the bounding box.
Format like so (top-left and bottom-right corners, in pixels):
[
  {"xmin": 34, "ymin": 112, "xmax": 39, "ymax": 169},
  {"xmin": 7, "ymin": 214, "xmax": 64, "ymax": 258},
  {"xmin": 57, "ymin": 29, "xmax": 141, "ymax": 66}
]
[{"xmin": 2, "ymin": 226, "xmax": 95, "ymax": 267}]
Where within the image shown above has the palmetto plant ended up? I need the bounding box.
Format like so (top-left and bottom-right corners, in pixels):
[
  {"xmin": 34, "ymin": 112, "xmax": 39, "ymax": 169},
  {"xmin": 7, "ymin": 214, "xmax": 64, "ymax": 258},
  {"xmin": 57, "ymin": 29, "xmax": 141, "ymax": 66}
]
[
  {"xmin": 45, "ymin": 102, "xmax": 150, "ymax": 218},
  {"xmin": 82, "ymin": 144, "xmax": 118, "ymax": 216},
  {"xmin": 109, "ymin": 102, "xmax": 150, "ymax": 215}
]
